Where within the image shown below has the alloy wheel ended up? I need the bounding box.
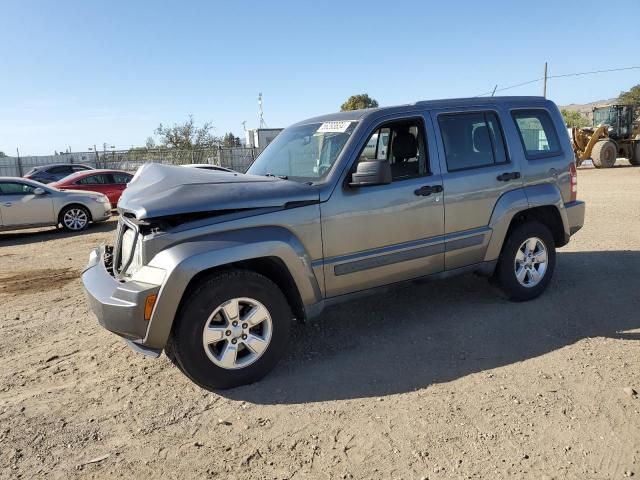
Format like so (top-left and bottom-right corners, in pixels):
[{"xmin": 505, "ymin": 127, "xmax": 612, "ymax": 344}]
[
  {"xmin": 514, "ymin": 237, "xmax": 548, "ymax": 288},
  {"xmin": 202, "ymin": 297, "xmax": 273, "ymax": 370},
  {"xmin": 63, "ymin": 208, "xmax": 88, "ymax": 230}
]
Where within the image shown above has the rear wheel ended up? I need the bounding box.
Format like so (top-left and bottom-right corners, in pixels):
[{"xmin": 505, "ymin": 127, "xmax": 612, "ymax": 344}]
[
  {"xmin": 59, "ymin": 205, "xmax": 90, "ymax": 231},
  {"xmin": 591, "ymin": 140, "xmax": 617, "ymax": 168},
  {"xmin": 169, "ymin": 270, "xmax": 292, "ymax": 390},
  {"xmin": 629, "ymin": 142, "xmax": 640, "ymax": 166},
  {"xmin": 496, "ymin": 221, "xmax": 556, "ymax": 302}
]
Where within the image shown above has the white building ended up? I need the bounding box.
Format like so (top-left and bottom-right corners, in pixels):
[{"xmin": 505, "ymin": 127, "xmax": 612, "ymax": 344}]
[{"xmin": 245, "ymin": 128, "xmax": 283, "ymax": 149}]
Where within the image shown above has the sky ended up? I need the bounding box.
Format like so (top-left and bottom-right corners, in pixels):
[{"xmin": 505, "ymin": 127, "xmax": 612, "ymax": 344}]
[{"xmin": 1, "ymin": 0, "xmax": 639, "ymax": 156}]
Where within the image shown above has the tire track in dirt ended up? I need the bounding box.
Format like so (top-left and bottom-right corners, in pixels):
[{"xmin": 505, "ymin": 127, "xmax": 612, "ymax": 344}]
[{"xmin": 0, "ymin": 268, "xmax": 78, "ymax": 296}]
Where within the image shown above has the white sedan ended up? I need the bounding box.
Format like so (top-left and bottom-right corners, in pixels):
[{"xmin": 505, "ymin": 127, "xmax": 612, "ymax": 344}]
[{"xmin": 0, "ymin": 177, "xmax": 112, "ymax": 232}]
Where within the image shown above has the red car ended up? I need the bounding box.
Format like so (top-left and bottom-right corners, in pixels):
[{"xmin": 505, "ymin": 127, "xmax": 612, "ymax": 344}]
[{"xmin": 51, "ymin": 169, "xmax": 133, "ymax": 208}]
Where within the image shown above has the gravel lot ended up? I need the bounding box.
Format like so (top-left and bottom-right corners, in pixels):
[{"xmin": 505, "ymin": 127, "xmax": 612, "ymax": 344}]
[{"xmin": 1, "ymin": 163, "xmax": 639, "ymax": 479}]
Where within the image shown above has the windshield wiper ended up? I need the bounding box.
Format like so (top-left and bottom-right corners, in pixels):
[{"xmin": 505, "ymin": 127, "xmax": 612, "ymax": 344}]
[{"xmin": 265, "ymin": 173, "xmax": 288, "ymax": 180}]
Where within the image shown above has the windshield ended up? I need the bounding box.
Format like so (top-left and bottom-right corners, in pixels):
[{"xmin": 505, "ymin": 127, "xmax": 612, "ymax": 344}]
[{"xmin": 247, "ymin": 121, "xmax": 356, "ymax": 181}]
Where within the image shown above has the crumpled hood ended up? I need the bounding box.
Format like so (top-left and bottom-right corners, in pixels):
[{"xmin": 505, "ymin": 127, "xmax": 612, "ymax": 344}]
[{"xmin": 118, "ymin": 163, "xmax": 319, "ymax": 219}]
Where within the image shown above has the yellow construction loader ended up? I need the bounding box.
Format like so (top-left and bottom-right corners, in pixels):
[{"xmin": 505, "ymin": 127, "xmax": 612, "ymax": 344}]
[{"xmin": 571, "ymin": 104, "xmax": 640, "ymax": 168}]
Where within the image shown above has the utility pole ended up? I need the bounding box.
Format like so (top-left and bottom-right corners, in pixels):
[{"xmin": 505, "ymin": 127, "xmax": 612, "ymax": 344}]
[
  {"xmin": 16, "ymin": 147, "xmax": 22, "ymax": 176},
  {"xmin": 543, "ymin": 62, "xmax": 548, "ymax": 98},
  {"xmin": 93, "ymin": 144, "xmax": 100, "ymax": 168}
]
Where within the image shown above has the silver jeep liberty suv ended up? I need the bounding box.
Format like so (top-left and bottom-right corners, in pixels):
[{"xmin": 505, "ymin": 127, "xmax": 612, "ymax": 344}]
[{"xmin": 83, "ymin": 96, "xmax": 585, "ymax": 390}]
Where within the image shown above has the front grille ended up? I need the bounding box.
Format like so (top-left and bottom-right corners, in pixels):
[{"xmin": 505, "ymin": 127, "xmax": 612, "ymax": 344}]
[{"xmin": 113, "ymin": 217, "xmax": 139, "ymax": 279}]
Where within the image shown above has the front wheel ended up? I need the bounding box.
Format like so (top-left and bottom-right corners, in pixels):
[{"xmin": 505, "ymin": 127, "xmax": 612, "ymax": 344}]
[
  {"xmin": 169, "ymin": 270, "xmax": 292, "ymax": 390},
  {"xmin": 591, "ymin": 140, "xmax": 617, "ymax": 168},
  {"xmin": 59, "ymin": 205, "xmax": 91, "ymax": 231},
  {"xmin": 496, "ymin": 221, "xmax": 556, "ymax": 302}
]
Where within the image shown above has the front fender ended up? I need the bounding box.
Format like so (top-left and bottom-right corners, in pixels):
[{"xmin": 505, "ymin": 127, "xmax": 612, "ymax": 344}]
[{"xmin": 142, "ymin": 226, "xmax": 322, "ymax": 349}]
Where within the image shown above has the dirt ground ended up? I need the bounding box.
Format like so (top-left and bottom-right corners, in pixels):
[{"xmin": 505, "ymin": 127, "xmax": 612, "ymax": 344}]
[{"xmin": 1, "ymin": 162, "xmax": 639, "ymax": 480}]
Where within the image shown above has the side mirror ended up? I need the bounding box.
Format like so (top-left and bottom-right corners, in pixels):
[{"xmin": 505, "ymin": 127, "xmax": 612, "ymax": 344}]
[
  {"xmin": 33, "ymin": 187, "xmax": 46, "ymax": 195},
  {"xmin": 349, "ymin": 160, "xmax": 392, "ymax": 187}
]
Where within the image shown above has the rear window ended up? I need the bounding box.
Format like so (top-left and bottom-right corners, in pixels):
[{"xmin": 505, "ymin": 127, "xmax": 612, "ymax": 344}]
[{"xmin": 511, "ymin": 109, "xmax": 561, "ymax": 158}]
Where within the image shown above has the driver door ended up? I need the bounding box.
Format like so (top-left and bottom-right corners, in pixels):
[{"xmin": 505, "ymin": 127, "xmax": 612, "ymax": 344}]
[
  {"xmin": 320, "ymin": 115, "xmax": 445, "ymax": 297},
  {"xmin": 0, "ymin": 181, "xmax": 55, "ymax": 226}
]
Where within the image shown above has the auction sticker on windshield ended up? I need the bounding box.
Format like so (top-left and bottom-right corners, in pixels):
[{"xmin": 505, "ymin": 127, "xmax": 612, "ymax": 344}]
[{"xmin": 317, "ymin": 121, "xmax": 352, "ymax": 133}]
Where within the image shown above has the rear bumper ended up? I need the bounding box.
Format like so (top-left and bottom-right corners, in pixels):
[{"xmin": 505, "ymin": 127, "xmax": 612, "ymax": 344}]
[
  {"xmin": 565, "ymin": 200, "xmax": 585, "ymax": 236},
  {"xmin": 82, "ymin": 246, "xmax": 161, "ymax": 344}
]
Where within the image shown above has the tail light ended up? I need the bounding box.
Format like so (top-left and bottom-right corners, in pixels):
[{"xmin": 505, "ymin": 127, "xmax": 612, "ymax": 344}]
[{"xmin": 569, "ymin": 162, "xmax": 577, "ymax": 202}]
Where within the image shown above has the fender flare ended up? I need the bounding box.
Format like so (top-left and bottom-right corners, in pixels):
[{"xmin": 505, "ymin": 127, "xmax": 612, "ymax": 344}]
[
  {"xmin": 142, "ymin": 226, "xmax": 322, "ymax": 349},
  {"xmin": 484, "ymin": 184, "xmax": 569, "ymax": 262}
]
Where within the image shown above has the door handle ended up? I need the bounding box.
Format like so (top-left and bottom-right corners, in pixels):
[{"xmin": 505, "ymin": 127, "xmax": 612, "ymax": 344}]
[
  {"xmin": 3, "ymin": 202, "xmax": 13, "ymax": 207},
  {"xmin": 496, "ymin": 172, "xmax": 521, "ymax": 182},
  {"xmin": 414, "ymin": 185, "xmax": 443, "ymax": 196}
]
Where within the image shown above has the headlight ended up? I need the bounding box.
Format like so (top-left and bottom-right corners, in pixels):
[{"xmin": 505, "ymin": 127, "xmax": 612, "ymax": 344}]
[
  {"xmin": 91, "ymin": 195, "xmax": 109, "ymax": 204},
  {"xmin": 121, "ymin": 228, "xmax": 143, "ymax": 276}
]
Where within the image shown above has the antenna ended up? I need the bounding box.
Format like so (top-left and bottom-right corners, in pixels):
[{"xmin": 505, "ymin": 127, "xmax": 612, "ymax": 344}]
[
  {"xmin": 241, "ymin": 121, "xmax": 247, "ymax": 131},
  {"xmin": 258, "ymin": 92, "xmax": 266, "ymax": 128}
]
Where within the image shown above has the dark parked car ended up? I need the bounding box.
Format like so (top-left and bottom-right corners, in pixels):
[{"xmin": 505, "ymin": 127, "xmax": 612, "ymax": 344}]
[{"xmin": 24, "ymin": 163, "xmax": 93, "ymax": 184}]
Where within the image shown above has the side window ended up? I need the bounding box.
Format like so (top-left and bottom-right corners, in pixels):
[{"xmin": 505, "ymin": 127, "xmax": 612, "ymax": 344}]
[
  {"xmin": 0, "ymin": 182, "xmax": 36, "ymax": 195},
  {"xmin": 48, "ymin": 166, "xmax": 71, "ymax": 174},
  {"xmin": 438, "ymin": 111, "xmax": 508, "ymax": 172},
  {"xmin": 512, "ymin": 109, "xmax": 561, "ymax": 158},
  {"xmin": 112, "ymin": 173, "xmax": 132, "ymax": 184},
  {"xmin": 358, "ymin": 120, "xmax": 427, "ymax": 180},
  {"xmin": 72, "ymin": 165, "xmax": 90, "ymax": 172},
  {"xmin": 77, "ymin": 174, "xmax": 110, "ymax": 185}
]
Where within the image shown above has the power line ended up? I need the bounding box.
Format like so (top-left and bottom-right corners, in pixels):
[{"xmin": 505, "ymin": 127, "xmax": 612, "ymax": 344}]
[{"xmin": 476, "ymin": 65, "xmax": 640, "ymax": 97}]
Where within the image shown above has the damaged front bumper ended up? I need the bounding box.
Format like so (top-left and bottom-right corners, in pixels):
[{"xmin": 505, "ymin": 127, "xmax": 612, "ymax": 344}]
[{"xmin": 82, "ymin": 245, "xmax": 163, "ymax": 357}]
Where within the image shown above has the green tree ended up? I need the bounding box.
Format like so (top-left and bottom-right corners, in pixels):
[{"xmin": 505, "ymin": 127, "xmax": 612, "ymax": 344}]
[
  {"xmin": 0, "ymin": 151, "xmax": 6, "ymax": 158},
  {"xmin": 561, "ymin": 109, "xmax": 589, "ymax": 128},
  {"xmin": 145, "ymin": 136, "xmax": 156, "ymax": 149},
  {"xmin": 618, "ymin": 84, "xmax": 640, "ymax": 105},
  {"xmin": 340, "ymin": 93, "xmax": 379, "ymax": 111},
  {"xmin": 155, "ymin": 115, "xmax": 219, "ymax": 149},
  {"xmin": 222, "ymin": 132, "xmax": 241, "ymax": 147}
]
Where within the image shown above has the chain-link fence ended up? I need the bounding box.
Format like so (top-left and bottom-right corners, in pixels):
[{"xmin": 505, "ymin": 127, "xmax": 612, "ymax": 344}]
[
  {"xmin": 99, "ymin": 147, "xmax": 262, "ymax": 173},
  {"xmin": 0, "ymin": 146, "xmax": 262, "ymax": 177}
]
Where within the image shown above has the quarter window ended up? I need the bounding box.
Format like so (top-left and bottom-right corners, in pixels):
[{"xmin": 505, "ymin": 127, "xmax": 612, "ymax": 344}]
[
  {"xmin": 512, "ymin": 109, "xmax": 561, "ymax": 158},
  {"xmin": 438, "ymin": 112, "xmax": 508, "ymax": 171}
]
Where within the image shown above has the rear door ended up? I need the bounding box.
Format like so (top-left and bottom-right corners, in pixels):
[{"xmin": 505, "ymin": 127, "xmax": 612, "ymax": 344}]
[
  {"xmin": 48, "ymin": 165, "xmax": 74, "ymax": 182},
  {"xmin": 431, "ymin": 107, "xmax": 523, "ymax": 270},
  {"xmin": 0, "ymin": 181, "xmax": 55, "ymax": 226},
  {"xmin": 110, "ymin": 172, "xmax": 133, "ymax": 205},
  {"xmin": 73, "ymin": 173, "xmax": 112, "ymax": 198}
]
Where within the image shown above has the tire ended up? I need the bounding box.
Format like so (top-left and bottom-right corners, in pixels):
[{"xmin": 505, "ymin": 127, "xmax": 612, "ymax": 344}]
[
  {"xmin": 591, "ymin": 140, "xmax": 617, "ymax": 168},
  {"xmin": 496, "ymin": 221, "xmax": 556, "ymax": 302},
  {"xmin": 629, "ymin": 142, "xmax": 640, "ymax": 166},
  {"xmin": 59, "ymin": 205, "xmax": 91, "ymax": 231},
  {"xmin": 169, "ymin": 269, "xmax": 292, "ymax": 390}
]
